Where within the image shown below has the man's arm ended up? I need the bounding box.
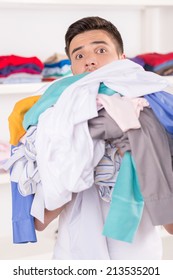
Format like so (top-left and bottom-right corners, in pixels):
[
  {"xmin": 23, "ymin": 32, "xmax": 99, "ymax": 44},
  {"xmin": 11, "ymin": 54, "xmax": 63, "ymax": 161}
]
[
  {"xmin": 163, "ymin": 224, "xmax": 173, "ymax": 234},
  {"xmin": 34, "ymin": 205, "xmax": 66, "ymax": 231}
]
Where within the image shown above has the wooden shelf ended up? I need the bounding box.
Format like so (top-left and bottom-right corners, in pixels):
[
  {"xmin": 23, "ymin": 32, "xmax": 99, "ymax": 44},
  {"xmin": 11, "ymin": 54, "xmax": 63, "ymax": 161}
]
[{"xmin": 0, "ymin": 82, "xmax": 48, "ymax": 95}]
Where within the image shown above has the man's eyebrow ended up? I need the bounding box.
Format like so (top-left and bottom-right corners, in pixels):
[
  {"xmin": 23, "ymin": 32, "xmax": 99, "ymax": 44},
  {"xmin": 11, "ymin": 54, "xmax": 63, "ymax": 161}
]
[
  {"xmin": 91, "ymin": 40, "xmax": 108, "ymax": 45},
  {"xmin": 71, "ymin": 46, "xmax": 83, "ymax": 56},
  {"xmin": 71, "ymin": 41, "xmax": 108, "ymax": 56}
]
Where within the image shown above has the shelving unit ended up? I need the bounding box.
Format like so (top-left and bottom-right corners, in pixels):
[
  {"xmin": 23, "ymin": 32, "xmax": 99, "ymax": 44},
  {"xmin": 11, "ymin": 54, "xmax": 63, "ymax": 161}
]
[{"xmin": 0, "ymin": 76, "xmax": 172, "ymax": 96}]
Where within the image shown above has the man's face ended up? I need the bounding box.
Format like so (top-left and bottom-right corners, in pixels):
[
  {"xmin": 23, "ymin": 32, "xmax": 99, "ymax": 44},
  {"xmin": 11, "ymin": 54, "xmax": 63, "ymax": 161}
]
[{"xmin": 69, "ymin": 29, "xmax": 125, "ymax": 75}]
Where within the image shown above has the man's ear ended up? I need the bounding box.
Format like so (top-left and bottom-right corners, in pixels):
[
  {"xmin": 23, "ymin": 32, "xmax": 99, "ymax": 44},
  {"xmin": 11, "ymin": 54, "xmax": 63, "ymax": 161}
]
[
  {"xmin": 121, "ymin": 53, "xmax": 126, "ymax": 59},
  {"xmin": 71, "ymin": 64, "xmax": 77, "ymax": 75},
  {"xmin": 70, "ymin": 65, "xmax": 74, "ymax": 74}
]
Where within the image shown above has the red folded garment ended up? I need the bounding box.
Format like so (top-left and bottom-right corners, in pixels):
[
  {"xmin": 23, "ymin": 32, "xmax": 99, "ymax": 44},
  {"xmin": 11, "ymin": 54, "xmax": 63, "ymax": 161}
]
[
  {"xmin": 0, "ymin": 54, "xmax": 44, "ymax": 70},
  {"xmin": 137, "ymin": 52, "xmax": 173, "ymax": 67}
]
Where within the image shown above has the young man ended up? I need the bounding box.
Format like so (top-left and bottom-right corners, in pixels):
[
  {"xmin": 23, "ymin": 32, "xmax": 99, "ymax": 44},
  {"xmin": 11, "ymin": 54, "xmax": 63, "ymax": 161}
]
[
  {"xmin": 35, "ymin": 16, "xmax": 125, "ymax": 230},
  {"xmin": 34, "ymin": 16, "xmax": 173, "ymax": 259}
]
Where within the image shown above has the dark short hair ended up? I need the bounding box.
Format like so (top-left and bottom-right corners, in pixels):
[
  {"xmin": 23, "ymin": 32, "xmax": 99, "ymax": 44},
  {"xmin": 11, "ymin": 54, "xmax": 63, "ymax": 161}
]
[{"xmin": 65, "ymin": 16, "xmax": 124, "ymax": 58}]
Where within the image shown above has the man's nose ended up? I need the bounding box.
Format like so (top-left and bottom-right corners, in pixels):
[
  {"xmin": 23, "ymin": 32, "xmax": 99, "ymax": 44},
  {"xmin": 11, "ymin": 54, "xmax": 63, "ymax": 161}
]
[
  {"xmin": 85, "ymin": 61, "xmax": 96, "ymax": 66},
  {"xmin": 85, "ymin": 57, "xmax": 97, "ymax": 67}
]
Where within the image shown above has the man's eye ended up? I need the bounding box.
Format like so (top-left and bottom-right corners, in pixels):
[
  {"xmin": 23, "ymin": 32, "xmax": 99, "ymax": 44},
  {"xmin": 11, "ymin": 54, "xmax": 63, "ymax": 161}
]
[
  {"xmin": 97, "ymin": 48, "xmax": 106, "ymax": 54},
  {"xmin": 76, "ymin": 54, "xmax": 83, "ymax": 59}
]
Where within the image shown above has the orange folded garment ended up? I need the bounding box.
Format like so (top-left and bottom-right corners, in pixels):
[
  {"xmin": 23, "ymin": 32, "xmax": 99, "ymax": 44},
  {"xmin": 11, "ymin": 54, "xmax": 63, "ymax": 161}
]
[{"xmin": 8, "ymin": 95, "xmax": 40, "ymax": 145}]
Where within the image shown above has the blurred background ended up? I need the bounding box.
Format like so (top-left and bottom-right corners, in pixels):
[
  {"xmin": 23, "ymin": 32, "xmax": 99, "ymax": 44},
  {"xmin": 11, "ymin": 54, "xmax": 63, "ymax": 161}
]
[{"xmin": 0, "ymin": 0, "xmax": 173, "ymax": 260}]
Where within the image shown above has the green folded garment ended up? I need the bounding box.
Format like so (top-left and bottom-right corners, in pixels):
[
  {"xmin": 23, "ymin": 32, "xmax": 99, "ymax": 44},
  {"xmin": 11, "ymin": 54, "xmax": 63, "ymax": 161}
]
[{"xmin": 103, "ymin": 151, "xmax": 144, "ymax": 243}]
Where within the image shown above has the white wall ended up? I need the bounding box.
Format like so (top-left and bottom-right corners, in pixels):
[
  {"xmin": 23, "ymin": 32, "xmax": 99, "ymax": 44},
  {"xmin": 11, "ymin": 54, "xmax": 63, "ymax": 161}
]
[
  {"xmin": 0, "ymin": 1, "xmax": 173, "ymax": 60},
  {"xmin": 0, "ymin": 3, "xmax": 173, "ymax": 59},
  {"xmin": 0, "ymin": 5, "xmax": 144, "ymax": 59}
]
